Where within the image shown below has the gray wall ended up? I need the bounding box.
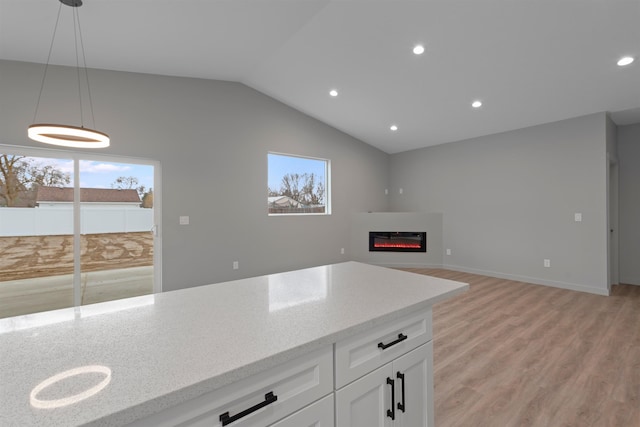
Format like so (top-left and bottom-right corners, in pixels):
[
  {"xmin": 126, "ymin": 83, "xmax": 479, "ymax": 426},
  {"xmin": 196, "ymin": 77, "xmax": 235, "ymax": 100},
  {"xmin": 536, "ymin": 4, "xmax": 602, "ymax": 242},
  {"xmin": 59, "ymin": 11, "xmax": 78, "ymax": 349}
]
[
  {"xmin": 389, "ymin": 113, "xmax": 610, "ymax": 295},
  {"xmin": 0, "ymin": 60, "xmax": 389, "ymax": 291},
  {"xmin": 618, "ymin": 123, "xmax": 640, "ymax": 285}
]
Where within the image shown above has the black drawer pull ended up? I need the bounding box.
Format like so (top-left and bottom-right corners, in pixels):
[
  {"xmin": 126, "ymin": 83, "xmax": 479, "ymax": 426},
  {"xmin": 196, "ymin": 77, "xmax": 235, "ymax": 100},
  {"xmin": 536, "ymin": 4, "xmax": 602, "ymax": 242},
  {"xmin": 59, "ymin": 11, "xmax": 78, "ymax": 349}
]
[
  {"xmin": 397, "ymin": 371, "xmax": 406, "ymax": 412},
  {"xmin": 378, "ymin": 333, "xmax": 408, "ymax": 350},
  {"xmin": 219, "ymin": 391, "xmax": 278, "ymax": 426},
  {"xmin": 387, "ymin": 377, "xmax": 395, "ymax": 420}
]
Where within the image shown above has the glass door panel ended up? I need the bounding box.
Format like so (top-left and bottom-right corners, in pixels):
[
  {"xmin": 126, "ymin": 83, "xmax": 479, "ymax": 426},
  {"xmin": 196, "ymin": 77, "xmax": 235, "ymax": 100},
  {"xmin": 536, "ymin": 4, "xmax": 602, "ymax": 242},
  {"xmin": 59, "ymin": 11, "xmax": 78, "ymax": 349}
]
[
  {"xmin": 0, "ymin": 154, "xmax": 74, "ymax": 318},
  {"xmin": 79, "ymin": 160, "xmax": 154, "ymax": 305}
]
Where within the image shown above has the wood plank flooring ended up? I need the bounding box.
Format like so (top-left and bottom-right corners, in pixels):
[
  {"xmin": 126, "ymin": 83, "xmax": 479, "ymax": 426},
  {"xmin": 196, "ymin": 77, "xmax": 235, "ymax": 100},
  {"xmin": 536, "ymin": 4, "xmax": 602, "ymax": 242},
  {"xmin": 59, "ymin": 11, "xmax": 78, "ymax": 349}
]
[{"xmin": 403, "ymin": 268, "xmax": 640, "ymax": 427}]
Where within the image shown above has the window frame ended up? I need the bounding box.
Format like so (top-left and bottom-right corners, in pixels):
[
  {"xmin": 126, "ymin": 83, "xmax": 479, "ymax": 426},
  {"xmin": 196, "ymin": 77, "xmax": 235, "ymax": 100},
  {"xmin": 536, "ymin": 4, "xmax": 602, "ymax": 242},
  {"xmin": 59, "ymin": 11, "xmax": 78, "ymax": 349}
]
[{"xmin": 267, "ymin": 151, "xmax": 331, "ymax": 216}]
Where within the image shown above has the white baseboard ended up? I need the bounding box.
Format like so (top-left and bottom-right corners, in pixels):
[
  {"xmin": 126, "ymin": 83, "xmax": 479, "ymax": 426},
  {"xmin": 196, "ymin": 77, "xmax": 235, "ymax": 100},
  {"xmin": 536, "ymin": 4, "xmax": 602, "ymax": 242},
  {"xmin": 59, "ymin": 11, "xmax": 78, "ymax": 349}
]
[
  {"xmin": 619, "ymin": 276, "xmax": 640, "ymax": 286},
  {"xmin": 365, "ymin": 261, "xmax": 611, "ymax": 296},
  {"xmin": 441, "ymin": 263, "xmax": 610, "ymax": 296}
]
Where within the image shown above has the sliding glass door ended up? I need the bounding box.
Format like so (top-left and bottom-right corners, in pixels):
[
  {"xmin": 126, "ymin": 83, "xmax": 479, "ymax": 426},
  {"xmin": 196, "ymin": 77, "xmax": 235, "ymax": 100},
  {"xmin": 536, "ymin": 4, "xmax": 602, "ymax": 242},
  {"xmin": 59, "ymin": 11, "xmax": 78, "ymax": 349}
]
[
  {"xmin": 79, "ymin": 160, "xmax": 155, "ymax": 305},
  {"xmin": 0, "ymin": 147, "xmax": 160, "ymax": 319},
  {"xmin": 0, "ymin": 153, "xmax": 75, "ymax": 317}
]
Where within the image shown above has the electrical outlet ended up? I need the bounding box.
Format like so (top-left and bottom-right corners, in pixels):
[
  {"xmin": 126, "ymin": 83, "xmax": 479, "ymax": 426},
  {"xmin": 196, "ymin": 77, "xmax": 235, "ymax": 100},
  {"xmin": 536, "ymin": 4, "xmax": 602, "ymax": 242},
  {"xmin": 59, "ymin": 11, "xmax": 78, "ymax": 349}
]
[
  {"xmin": 399, "ymin": 188, "xmax": 403, "ymax": 194},
  {"xmin": 544, "ymin": 259, "xmax": 551, "ymax": 268},
  {"xmin": 574, "ymin": 213, "xmax": 582, "ymax": 222},
  {"xmin": 233, "ymin": 261, "xmax": 239, "ymax": 270},
  {"xmin": 446, "ymin": 249, "xmax": 452, "ymax": 255},
  {"xmin": 179, "ymin": 216, "xmax": 189, "ymax": 225},
  {"xmin": 340, "ymin": 248, "xmax": 345, "ymax": 255}
]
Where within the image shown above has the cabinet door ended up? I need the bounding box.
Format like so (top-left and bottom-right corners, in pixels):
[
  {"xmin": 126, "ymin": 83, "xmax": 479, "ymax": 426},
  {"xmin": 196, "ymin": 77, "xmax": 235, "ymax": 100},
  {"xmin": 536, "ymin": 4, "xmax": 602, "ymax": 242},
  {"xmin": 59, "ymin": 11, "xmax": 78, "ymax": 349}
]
[
  {"xmin": 393, "ymin": 342, "xmax": 433, "ymax": 427},
  {"xmin": 269, "ymin": 395, "xmax": 334, "ymax": 427},
  {"xmin": 335, "ymin": 364, "xmax": 393, "ymax": 427}
]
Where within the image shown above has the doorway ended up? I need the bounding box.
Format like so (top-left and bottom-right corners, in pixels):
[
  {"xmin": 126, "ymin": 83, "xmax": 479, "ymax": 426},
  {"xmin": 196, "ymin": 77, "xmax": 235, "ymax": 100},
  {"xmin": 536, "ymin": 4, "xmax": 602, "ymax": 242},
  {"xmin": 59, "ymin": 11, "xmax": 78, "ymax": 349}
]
[{"xmin": 0, "ymin": 146, "xmax": 161, "ymax": 318}]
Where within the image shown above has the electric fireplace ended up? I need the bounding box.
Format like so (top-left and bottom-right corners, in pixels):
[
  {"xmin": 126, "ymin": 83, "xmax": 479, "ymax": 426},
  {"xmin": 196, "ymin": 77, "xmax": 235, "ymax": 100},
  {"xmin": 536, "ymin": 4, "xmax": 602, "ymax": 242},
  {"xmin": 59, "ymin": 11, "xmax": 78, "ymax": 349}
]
[{"xmin": 369, "ymin": 231, "xmax": 427, "ymax": 253}]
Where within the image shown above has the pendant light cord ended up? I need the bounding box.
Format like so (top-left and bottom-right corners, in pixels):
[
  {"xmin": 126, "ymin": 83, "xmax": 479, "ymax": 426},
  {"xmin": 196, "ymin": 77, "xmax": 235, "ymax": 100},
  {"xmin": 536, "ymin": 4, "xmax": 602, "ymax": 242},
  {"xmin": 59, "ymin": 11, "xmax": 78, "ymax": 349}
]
[
  {"xmin": 32, "ymin": 3, "xmax": 63, "ymax": 123},
  {"xmin": 76, "ymin": 7, "xmax": 97, "ymax": 130},
  {"xmin": 31, "ymin": 2, "xmax": 97, "ymax": 130},
  {"xmin": 73, "ymin": 6, "xmax": 84, "ymax": 128}
]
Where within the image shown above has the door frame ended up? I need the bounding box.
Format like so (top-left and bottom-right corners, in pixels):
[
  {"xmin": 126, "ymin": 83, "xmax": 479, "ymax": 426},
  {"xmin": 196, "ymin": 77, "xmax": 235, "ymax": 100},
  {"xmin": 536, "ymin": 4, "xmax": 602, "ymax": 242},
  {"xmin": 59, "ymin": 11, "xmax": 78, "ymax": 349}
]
[
  {"xmin": 607, "ymin": 153, "xmax": 619, "ymax": 289},
  {"xmin": 0, "ymin": 143, "xmax": 162, "ymax": 301}
]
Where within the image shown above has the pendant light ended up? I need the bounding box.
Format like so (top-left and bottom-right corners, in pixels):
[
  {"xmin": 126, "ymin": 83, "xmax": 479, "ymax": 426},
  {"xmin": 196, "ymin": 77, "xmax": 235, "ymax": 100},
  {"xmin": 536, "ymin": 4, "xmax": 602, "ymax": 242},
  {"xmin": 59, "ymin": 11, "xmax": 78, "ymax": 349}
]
[{"xmin": 28, "ymin": 0, "xmax": 110, "ymax": 148}]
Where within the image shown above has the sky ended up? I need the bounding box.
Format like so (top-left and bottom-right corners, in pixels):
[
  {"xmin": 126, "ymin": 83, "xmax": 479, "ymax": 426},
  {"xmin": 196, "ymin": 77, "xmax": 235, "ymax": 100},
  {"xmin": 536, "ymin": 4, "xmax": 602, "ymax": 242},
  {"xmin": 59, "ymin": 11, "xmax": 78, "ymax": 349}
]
[
  {"xmin": 28, "ymin": 156, "xmax": 154, "ymax": 190},
  {"xmin": 19, "ymin": 153, "xmax": 326, "ymax": 193},
  {"xmin": 267, "ymin": 153, "xmax": 327, "ymax": 192}
]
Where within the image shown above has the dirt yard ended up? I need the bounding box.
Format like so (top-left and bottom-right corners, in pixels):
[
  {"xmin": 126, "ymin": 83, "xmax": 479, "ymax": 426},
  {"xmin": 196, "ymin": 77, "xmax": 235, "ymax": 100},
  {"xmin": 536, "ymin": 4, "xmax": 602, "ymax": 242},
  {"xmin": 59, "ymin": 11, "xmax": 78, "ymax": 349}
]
[{"xmin": 0, "ymin": 232, "xmax": 154, "ymax": 282}]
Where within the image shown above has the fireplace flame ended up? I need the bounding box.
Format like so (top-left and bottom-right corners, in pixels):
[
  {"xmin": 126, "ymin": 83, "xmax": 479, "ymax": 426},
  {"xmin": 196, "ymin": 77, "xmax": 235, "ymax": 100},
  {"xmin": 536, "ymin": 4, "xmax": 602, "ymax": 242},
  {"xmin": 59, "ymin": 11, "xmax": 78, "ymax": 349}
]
[{"xmin": 374, "ymin": 242, "xmax": 422, "ymax": 249}]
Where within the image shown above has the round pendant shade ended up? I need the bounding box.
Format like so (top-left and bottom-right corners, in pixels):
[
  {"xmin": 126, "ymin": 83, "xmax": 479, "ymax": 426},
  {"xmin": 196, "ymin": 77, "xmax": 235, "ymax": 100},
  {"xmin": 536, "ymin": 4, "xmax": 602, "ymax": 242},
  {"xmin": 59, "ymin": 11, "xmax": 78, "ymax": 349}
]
[{"xmin": 28, "ymin": 124, "xmax": 110, "ymax": 148}]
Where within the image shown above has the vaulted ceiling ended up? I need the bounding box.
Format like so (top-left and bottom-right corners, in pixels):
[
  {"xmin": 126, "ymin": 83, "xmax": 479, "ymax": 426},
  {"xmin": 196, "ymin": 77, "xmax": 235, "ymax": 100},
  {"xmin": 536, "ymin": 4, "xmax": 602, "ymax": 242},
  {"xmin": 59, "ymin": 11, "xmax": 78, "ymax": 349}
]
[{"xmin": 1, "ymin": 0, "xmax": 639, "ymax": 153}]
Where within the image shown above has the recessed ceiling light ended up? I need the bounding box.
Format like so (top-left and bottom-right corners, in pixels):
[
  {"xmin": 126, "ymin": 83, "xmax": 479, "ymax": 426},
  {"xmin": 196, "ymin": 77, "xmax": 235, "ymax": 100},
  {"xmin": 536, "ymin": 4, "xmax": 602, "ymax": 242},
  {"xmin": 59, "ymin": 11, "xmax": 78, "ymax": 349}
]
[
  {"xmin": 617, "ymin": 56, "xmax": 634, "ymax": 66},
  {"xmin": 390, "ymin": 125, "xmax": 398, "ymax": 131},
  {"xmin": 413, "ymin": 45, "xmax": 425, "ymax": 55},
  {"xmin": 329, "ymin": 89, "xmax": 339, "ymax": 97},
  {"xmin": 471, "ymin": 100, "xmax": 482, "ymax": 108}
]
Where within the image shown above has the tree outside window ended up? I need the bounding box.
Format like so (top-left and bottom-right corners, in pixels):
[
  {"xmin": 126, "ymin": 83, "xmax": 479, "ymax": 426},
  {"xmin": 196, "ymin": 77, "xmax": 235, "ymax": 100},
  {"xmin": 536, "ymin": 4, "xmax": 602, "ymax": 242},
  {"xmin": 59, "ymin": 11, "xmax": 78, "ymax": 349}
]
[
  {"xmin": 0, "ymin": 154, "xmax": 71, "ymax": 207},
  {"xmin": 267, "ymin": 153, "xmax": 330, "ymax": 215}
]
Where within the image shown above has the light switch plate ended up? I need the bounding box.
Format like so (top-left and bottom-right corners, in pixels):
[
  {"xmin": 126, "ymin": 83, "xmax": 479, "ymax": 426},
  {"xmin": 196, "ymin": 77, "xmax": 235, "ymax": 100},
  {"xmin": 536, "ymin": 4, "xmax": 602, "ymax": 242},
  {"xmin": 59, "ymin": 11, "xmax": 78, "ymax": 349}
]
[
  {"xmin": 179, "ymin": 216, "xmax": 189, "ymax": 225},
  {"xmin": 574, "ymin": 213, "xmax": 582, "ymax": 222}
]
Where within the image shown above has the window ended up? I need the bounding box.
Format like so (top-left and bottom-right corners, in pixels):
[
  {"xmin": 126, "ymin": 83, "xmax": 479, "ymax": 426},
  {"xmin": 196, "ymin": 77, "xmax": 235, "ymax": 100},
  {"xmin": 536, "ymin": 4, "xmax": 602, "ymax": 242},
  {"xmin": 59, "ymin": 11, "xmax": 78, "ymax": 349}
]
[{"xmin": 268, "ymin": 153, "xmax": 330, "ymax": 215}]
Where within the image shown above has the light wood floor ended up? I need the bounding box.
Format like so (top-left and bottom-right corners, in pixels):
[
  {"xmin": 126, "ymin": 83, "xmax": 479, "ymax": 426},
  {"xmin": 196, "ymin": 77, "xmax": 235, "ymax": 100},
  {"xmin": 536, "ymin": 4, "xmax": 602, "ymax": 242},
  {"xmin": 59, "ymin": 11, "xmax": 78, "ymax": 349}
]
[{"xmin": 404, "ymin": 268, "xmax": 640, "ymax": 427}]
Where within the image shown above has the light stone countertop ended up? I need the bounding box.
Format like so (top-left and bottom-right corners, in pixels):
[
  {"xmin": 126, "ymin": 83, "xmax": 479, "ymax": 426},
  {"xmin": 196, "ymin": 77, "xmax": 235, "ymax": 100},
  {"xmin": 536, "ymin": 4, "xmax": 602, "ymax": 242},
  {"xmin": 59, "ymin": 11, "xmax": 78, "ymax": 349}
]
[{"xmin": 0, "ymin": 261, "xmax": 468, "ymax": 426}]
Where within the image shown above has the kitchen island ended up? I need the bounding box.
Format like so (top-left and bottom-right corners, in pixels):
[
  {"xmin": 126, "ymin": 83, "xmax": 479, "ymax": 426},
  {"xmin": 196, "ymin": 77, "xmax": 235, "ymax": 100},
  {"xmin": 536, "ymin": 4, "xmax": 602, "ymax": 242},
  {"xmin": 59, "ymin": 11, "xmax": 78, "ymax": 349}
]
[{"xmin": 0, "ymin": 261, "xmax": 467, "ymax": 426}]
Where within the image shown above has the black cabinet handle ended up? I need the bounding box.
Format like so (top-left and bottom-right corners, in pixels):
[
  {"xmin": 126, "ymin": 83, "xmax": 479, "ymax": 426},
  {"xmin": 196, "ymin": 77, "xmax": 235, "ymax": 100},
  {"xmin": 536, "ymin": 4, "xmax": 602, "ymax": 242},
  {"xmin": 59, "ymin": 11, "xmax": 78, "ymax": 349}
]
[
  {"xmin": 397, "ymin": 371, "xmax": 406, "ymax": 412},
  {"xmin": 219, "ymin": 391, "xmax": 278, "ymax": 426},
  {"xmin": 378, "ymin": 333, "xmax": 408, "ymax": 350},
  {"xmin": 386, "ymin": 377, "xmax": 395, "ymax": 420}
]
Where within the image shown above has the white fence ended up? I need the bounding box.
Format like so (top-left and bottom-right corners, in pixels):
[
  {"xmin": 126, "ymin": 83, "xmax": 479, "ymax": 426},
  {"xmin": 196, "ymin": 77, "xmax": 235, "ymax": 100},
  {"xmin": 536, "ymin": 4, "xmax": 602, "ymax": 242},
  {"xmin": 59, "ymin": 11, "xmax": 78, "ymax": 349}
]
[{"xmin": 0, "ymin": 207, "xmax": 153, "ymax": 237}]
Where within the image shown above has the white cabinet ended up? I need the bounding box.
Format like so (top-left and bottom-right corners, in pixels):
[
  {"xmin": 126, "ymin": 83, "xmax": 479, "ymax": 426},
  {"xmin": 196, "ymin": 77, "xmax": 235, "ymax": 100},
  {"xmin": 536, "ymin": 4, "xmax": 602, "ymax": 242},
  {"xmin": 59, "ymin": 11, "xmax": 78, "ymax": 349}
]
[
  {"xmin": 335, "ymin": 363, "xmax": 392, "ymax": 427},
  {"xmin": 335, "ymin": 309, "xmax": 432, "ymax": 389},
  {"xmin": 269, "ymin": 394, "xmax": 334, "ymax": 427},
  {"xmin": 128, "ymin": 309, "xmax": 435, "ymax": 427},
  {"xmin": 128, "ymin": 346, "xmax": 333, "ymax": 427},
  {"xmin": 394, "ymin": 342, "xmax": 433, "ymax": 427},
  {"xmin": 335, "ymin": 343, "xmax": 433, "ymax": 427}
]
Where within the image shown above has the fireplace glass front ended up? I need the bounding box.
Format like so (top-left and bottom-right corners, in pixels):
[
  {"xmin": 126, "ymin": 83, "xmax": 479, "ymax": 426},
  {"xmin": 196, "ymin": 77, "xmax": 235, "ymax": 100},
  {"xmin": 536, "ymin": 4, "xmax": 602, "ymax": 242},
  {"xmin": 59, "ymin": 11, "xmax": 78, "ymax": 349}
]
[{"xmin": 368, "ymin": 231, "xmax": 427, "ymax": 252}]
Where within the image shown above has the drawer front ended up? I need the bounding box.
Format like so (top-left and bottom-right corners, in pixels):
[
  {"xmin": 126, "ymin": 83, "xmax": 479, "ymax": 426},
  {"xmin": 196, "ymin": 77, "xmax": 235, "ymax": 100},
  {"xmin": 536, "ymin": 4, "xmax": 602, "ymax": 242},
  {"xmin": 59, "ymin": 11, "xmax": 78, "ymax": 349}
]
[
  {"xmin": 269, "ymin": 394, "xmax": 334, "ymax": 427},
  {"xmin": 129, "ymin": 346, "xmax": 333, "ymax": 427},
  {"xmin": 335, "ymin": 309, "xmax": 431, "ymax": 389}
]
